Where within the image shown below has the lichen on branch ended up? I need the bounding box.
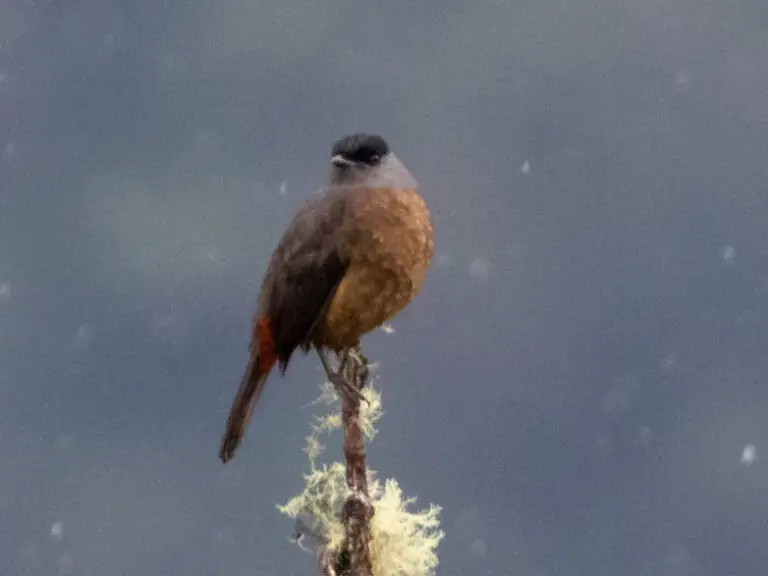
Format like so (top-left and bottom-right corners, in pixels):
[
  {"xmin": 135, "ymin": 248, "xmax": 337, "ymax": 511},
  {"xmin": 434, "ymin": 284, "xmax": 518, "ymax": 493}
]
[{"xmin": 277, "ymin": 380, "xmax": 444, "ymax": 576}]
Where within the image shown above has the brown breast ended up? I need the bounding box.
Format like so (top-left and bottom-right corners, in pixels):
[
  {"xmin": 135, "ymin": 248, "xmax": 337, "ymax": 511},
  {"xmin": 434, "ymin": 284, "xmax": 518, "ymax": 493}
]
[{"xmin": 320, "ymin": 186, "xmax": 433, "ymax": 349}]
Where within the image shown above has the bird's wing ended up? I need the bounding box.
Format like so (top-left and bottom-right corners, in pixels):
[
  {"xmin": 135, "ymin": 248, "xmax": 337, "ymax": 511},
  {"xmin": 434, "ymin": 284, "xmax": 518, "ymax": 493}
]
[{"xmin": 260, "ymin": 189, "xmax": 352, "ymax": 369}]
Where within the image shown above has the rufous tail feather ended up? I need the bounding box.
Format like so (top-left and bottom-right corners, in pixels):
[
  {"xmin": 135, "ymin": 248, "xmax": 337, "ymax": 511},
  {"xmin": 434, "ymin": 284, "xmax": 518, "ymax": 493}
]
[{"xmin": 218, "ymin": 317, "xmax": 277, "ymax": 463}]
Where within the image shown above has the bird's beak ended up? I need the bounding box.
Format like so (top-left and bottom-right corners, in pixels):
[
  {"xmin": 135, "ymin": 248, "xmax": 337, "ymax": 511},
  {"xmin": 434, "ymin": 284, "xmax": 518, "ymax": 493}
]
[{"xmin": 331, "ymin": 155, "xmax": 353, "ymax": 169}]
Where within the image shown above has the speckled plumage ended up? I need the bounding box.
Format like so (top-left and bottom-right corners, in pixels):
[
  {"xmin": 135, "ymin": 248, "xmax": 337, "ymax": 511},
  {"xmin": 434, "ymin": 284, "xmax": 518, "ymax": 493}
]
[
  {"xmin": 219, "ymin": 134, "xmax": 433, "ymax": 463},
  {"xmin": 320, "ymin": 185, "xmax": 433, "ymax": 347}
]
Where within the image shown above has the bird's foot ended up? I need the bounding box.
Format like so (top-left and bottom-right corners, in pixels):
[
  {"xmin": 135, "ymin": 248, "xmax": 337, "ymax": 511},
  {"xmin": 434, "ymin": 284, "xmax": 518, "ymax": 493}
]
[
  {"xmin": 328, "ymin": 370, "xmax": 368, "ymax": 405},
  {"xmin": 345, "ymin": 348, "xmax": 370, "ymax": 390},
  {"xmin": 317, "ymin": 347, "xmax": 370, "ymax": 405}
]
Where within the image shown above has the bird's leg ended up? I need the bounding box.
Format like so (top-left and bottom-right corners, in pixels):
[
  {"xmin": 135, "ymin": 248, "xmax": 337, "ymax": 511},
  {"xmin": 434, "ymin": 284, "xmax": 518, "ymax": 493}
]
[
  {"xmin": 316, "ymin": 347, "xmax": 340, "ymax": 386},
  {"xmin": 345, "ymin": 347, "xmax": 370, "ymax": 390},
  {"xmin": 335, "ymin": 348, "xmax": 351, "ymax": 371},
  {"xmin": 316, "ymin": 347, "xmax": 368, "ymax": 404},
  {"xmin": 339, "ymin": 345, "xmax": 371, "ymax": 404}
]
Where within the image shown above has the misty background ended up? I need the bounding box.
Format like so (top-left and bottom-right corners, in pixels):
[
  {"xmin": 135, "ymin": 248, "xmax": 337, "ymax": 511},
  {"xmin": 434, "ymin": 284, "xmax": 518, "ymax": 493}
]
[{"xmin": 2, "ymin": 0, "xmax": 768, "ymax": 574}]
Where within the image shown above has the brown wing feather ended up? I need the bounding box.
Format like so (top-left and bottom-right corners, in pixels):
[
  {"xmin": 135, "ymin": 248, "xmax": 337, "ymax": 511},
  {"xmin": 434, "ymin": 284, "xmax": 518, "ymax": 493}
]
[
  {"xmin": 258, "ymin": 191, "xmax": 351, "ymax": 369},
  {"xmin": 219, "ymin": 190, "xmax": 353, "ymax": 463},
  {"xmin": 270, "ymin": 251, "xmax": 348, "ymax": 369}
]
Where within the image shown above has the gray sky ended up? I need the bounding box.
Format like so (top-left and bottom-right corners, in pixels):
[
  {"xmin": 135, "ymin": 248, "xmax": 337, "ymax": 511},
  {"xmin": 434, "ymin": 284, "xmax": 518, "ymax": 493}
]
[{"xmin": 2, "ymin": 0, "xmax": 768, "ymax": 574}]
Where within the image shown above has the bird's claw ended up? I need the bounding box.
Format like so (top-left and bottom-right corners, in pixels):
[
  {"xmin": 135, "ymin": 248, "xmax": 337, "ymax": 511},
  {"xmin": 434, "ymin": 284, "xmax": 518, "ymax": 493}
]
[
  {"xmin": 328, "ymin": 371, "xmax": 369, "ymax": 405},
  {"xmin": 317, "ymin": 347, "xmax": 370, "ymax": 405}
]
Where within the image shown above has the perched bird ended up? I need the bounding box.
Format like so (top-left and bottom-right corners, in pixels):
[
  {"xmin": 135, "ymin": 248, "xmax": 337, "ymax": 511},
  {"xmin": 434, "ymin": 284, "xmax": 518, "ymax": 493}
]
[{"xmin": 219, "ymin": 133, "xmax": 433, "ymax": 463}]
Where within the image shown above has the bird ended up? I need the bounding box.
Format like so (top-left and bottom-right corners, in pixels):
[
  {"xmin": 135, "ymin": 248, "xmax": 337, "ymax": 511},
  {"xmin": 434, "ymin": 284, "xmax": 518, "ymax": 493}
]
[{"xmin": 218, "ymin": 132, "xmax": 434, "ymax": 463}]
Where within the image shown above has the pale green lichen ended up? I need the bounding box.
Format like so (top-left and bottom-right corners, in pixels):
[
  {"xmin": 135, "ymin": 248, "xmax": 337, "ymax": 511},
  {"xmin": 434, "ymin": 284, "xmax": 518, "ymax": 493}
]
[
  {"xmin": 367, "ymin": 478, "xmax": 444, "ymax": 576},
  {"xmin": 277, "ymin": 382, "xmax": 444, "ymax": 576}
]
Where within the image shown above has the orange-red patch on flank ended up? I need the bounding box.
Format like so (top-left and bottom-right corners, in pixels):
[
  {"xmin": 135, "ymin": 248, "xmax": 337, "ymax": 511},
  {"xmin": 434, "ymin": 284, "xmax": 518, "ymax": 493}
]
[{"xmin": 256, "ymin": 316, "xmax": 277, "ymax": 372}]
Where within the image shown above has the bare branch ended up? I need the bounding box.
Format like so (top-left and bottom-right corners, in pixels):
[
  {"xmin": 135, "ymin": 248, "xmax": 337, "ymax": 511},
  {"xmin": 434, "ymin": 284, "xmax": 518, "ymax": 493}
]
[{"xmin": 338, "ymin": 346, "xmax": 374, "ymax": 576}]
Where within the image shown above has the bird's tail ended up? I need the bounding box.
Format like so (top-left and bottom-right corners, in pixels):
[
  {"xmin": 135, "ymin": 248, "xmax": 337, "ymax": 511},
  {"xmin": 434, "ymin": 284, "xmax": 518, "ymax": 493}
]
[{"xmin": 219, "ymin": 317, "xmax": 277, "ymax": 463}]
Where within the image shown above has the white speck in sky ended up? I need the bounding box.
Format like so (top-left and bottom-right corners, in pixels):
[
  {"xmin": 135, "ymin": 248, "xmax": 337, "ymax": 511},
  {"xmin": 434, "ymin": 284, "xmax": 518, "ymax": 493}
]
[
  {"xmin": 202, "ymin": 247, "xmax": 227, "ymax": 268},
  {"xmin": 521, "ymin": 161, "xmax": 530, "ymax": 174},
  {"xmin": 54, "ymin": 436, "xmax": 75, "ymax": 453},
  {"xmin": 470, "ymin": 538, "xmax": 488, "ymax": 557},
  {"xmin": 638, "ymin": 425, "xmax": 652, "ymax": 446},
  {"xmin": 659, "ymin": 355, "xmax": 676, "ymax": 371},
  {"xmin": 279, "ymin": 181, "xmax": 288, "ymax": 196},
  {"xmin": 195, "ymin": 130, "xmax": 212, "ymax": 146},
  {"xmin": 57, "ymin": 553, "xmax": 74, "ymax": 575},
  {"xmin": 380, "ymin": 323, "xmax": 395, "ymax": 334},
  {"xmin": 50, "ymin": 521, "xmax": 63, "ymax": 541},
  {"xmin": 75, "ymin": 324, "xmax": 92, "ymax": 348},
  {"xmin": 741, "ymin": 444, "xmax": 756, "ymax": 466},
  {"xmin": 469, "ymin": 256, "xmax": 491, "ymax": 281},
  {"xmin": 721, "ymin": 245, "xmax": 736, "ymax": 265},
  {"xmin": 602, "ymin": 375, "xmax": 638, "ymax": 418},
  {"xmin": 594, "ymin": 433, "xmax": 611, "ymax": 455},
  {"xmin": 436, "ymin": 252, "xmax": 454, "ymax": 269},
  {"xmin": 3, "ymin": 142, "xmax": 15, "ymax": 160},
  {"xmin": 0, "ymin": 282, "xmax": 11, "ymax": 300}
]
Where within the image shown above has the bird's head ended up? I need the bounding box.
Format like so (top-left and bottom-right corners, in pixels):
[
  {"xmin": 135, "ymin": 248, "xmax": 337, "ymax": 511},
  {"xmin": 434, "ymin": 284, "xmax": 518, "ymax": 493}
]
[{"xmin": 329, "ymin": 133, "xmax": 417, "ymax": 189}]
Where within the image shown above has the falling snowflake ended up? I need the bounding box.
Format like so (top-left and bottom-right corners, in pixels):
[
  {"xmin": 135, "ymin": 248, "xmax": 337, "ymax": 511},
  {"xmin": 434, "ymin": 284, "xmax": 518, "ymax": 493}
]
[
  {"xmin": 75, "ymin": 324, "xmax": 92, "ymax": 348},
  {"xmin": 381, "ymin": 324, "xmax": 395, "ymax": 335},
  {"xmin": 721, "ymin": 245, "xmax": 736, "ymax": 265},
  {"xmin": 741, "ymin": 444, "xmax": 756, "ymax": 466},
  {"xmin": 520, "ymin": 161, "xmax": 530, "ymax": 174},
  {"xmin": 638, "ymin": 425, "xmax": 652, "ymax": 446},
  {"xmin": 56, "ymin": 553, "xmax": 74, "ymax": 575},
  {"xmin": 659, "ymin": 355, "xmax": 676, "ymax": 371},
  {"xmin": 50, "ymin": 521, "xmax": 63, "ymax": 542},
  {"xmin": 470, "ymin": 538, "xmax": 488, "ymax": 557},
  {"xmin": 468, "ymin": 257, "xmax": 491, "ymax": 281},
  {"xmin": 436, "ymin": 253, "xmax": 454, "ymax": 269}
]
